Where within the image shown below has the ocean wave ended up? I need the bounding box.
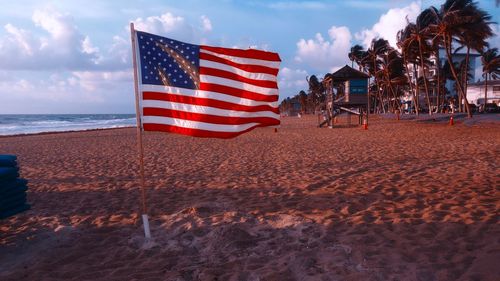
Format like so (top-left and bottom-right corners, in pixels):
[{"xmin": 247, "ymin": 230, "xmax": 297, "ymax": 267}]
[
  {"xmin": 0, "ymin": 115, "xmax": 137, "ymax": 136},
  {"xmin": 29, "ymin": 120, "xmax": 74, "ymax": 126}
]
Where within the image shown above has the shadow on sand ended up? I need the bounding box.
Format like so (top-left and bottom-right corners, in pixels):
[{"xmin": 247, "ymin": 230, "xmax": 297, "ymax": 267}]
[{"xmin": 1, "ymin": 184, "xmax": 498, "ymax": 281}]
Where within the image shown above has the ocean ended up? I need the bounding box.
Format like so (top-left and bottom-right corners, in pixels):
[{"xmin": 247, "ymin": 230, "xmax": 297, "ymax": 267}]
[{"xmin": 0, "ymin": 114, "xmax": 136, "ymax": 136}]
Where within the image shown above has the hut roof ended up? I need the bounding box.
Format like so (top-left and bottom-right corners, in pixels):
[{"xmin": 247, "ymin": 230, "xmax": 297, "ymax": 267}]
[{"xmin": 324, "ymin": 65, "xmax": 369, "ymax": 82}]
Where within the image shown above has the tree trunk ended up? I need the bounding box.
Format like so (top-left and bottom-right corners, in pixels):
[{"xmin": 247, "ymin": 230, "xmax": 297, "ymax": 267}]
[
  {"xmin": 464, "ymin": 47, "xmax": 471, "ymax": 109},
  {"xmin": 440, "ymin": 79, "xmax": 446, "ymax": 111},
  {"xmin": 390, "ymin": 86, "xmax": 397, "ymax": 112},
  {"xmin": 371, "ymin": 82, "xmax": 377, "ymax": 113},
  {"xmin": 385, "ymin": 85, "xmax": 392, "ymax": 112},
  {"xmin": 413, "ymin": 64, "xmax": 420, "ymax": 116},
  {"xmin": 379, "ymin": 91, "xmax": 385, "ymax": 113},
  {"xmin": 373, "ymin": 56, "xmax": 382, "ymax": 112},
  {"xmin": 395, "ymin": 85, "xmax": 403, "ymax": 112},
  {"xmin": 458, "ymin": 91, "xmax": 463, "ymax": 112},
  {"xmin": 439, "ymin": 75, "xmax": 445, "ymax": 111},
  {"xmin": 443, "ymin": 35, "xmax": 472, "ymax": 118},
  {"xmin": 387, "ymin": 82, "xmax": 400, "ymax": 113},
  {"xmin": 459, "ymin": 49, "xmax": 469, "ymax": 114},
  {"xmin": 418, "ymin": 40, "xmax": 432, "ymax": 115},
  {"xmin": 484, "ymin": 73, "xmax": 488, "ymax": 110},
  {"xmin": 435, "ymin": 49, "xmax": 441, "ymax": 112},
  {"xmin": 367, "ymin": 77, "xmax": 371, "ymax": 114},
  {"xmin": 435, "ymin": 87, "xmax": 439, "ymax": 112}
]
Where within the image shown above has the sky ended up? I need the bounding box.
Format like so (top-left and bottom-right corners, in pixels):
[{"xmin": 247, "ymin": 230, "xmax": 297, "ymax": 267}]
[{"xmin": 0, "ymin": 0, "xmax": 498, "ymax": 114}]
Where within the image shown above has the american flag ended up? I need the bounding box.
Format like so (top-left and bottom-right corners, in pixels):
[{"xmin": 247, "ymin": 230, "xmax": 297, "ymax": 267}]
[{"xmin": 134, "ymin": 30, "xmax": 281, "ymax": 138}]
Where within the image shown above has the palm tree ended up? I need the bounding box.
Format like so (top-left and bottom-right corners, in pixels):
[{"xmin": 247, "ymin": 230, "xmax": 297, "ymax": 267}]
[
  {"xmin": 349, "ymin": 45, "xmax": 365, "ymax": 70},
  {"xmin": 409, "ymin": 8, "xmax": 435, "ymax": 114},
  {"xmin": 455, "ymin": 3, "xmax": 494, "ymax": 110},
  {"xmin": 279, "ymin": 97, "xmax": 291, "ymax": 115},
  {"xmin": 364, "ymin": 38, "xmax": 390, "ymax": 113},
  {"xmin": 427, "ymin": 2, "xmax": 466, "ymax": 115},
  {"xmin": 397, "ymin": 23, "xmax": 420, "ymax": 115},
  {"xmin": 306, "ymin": 75, "xmax": 325, "ymax": 113},
  {"xmin": 427, "ymin": 0, "xmax": 494, "ymax": 117},
  {"xmin": 378, "ymin": 48, "xmax": 407, "ymax": 112},
  {"xmin": 481, "ymin": 48, "xmax": 500, "ymax": 109},
  {"xmin": 457, "ymin": 59, "xmax": 474, "ymax": 94},
  {"xmin": 298, "ymin": 90, "xmax": 307, "ymax": 114}
]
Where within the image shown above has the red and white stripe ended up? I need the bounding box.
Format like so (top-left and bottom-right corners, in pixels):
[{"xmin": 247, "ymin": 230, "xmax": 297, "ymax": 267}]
[{"xmin": 139, "ymin": 45, "xmax": 281, "ymax": 138}]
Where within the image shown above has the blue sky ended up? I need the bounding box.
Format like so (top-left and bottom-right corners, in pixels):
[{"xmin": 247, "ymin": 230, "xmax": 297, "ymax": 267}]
[{"xmin": 0, "ymin": 0, "xmax": 498, "ymax": 114}]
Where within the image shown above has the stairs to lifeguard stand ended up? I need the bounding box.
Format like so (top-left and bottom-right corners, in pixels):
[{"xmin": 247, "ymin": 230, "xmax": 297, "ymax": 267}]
[{"xmin": 318, "ymin": 104, "xmax": 365, "ymax": 128}]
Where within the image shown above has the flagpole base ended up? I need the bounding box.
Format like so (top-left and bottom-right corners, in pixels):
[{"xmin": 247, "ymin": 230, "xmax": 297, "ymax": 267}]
[{"xmin": 142, "ymin": 214, "xmax": 151, "ymax": 239}]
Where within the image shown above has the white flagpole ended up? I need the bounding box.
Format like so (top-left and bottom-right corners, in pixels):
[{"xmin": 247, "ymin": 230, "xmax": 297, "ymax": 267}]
[{"xmin": 130, "ymin": 22, "xmax": 151, "ymax": 239}]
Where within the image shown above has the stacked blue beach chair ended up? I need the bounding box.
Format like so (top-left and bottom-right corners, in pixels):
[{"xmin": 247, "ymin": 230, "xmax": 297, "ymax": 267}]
[{"xmin": 0, "ymin": 155, "xmax": 30, "ymax": 219}]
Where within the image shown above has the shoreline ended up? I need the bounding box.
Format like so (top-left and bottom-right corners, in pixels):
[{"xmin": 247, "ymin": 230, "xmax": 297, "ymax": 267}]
[
  {"xmin": 0, "ymin": 126, "xmax": 136, "ymax": 139},
  {"xmin": 1, "ymin": 113, "xmax": 498, "ymax": 139}
]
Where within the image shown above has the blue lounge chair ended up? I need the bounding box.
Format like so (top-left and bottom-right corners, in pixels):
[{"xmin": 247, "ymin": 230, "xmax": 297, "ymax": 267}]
[{"xmin": 0, "ymin": 155, "xmax": 30, "ymax": 219}]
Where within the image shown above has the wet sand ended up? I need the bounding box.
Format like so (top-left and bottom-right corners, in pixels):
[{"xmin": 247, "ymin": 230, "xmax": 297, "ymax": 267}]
[{"xmin": 1, "ymin": 114, "xmax": 499, "ymax": 280}]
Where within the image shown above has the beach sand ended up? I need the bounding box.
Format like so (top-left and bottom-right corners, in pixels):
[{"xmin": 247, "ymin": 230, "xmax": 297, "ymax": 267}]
[{"xmin": 1, "ymin": 115, "xmax": 499, "ymax": 280}]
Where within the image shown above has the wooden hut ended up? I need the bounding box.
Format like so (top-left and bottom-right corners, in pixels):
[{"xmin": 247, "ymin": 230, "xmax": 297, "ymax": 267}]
[
  {"xmin": 321, "ymin": 65, "xmax": 370, "ymax": 127},
  {"xmin": 323, "ymin": 65, "xmax": 369, "ymax": 105}
]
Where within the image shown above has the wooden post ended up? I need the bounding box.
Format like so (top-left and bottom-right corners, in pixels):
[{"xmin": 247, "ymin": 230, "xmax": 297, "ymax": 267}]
[
  {"xmin": 130, "ymin": 22, "xmax": 151, "ymax": 239},
  {"xmin": 367, "ymin": 77, "xmax": 370, "ymax": 123}
]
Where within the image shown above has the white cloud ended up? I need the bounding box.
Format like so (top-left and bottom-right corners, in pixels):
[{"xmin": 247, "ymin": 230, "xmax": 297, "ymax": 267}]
[
  {"xmin": 200, "ymin": 15, "xmax": 212, "ymax": 32},
  {"xmin": 132, "ymin": 12, "xmax": 213, "ymax": 44},
  {"xmin": 0, "ymin": 8, "xmax": 101, "ymax": 70},
  {"xmin": 0, "ymin": 70, "xmax": 135, "ymax": 113},
  {"xmin": 32, "ymin": 8, "xmax": 75, "ymax": 41},
  {"xmin": 489, "ymin": 25, "xmax": 500, "ymax": 50},
  {"xmin": 263, "ymin": 1, "xmax": 332, "ymax": 10},
  {"xmin": 82, "ymin": 36, "xmax": 99, "ymax": 55},
  {"xmin": 94, "ymin": 35, "xmax": 131, "ymax": 70},
  {"xmin": 0, "ymin": 8, "xmax": 219, "ymax": 113},
  {"xmin": 4, "ymin": 24, "xmax": 34, "ymax": 56},
  {"xmin": 0, "ymin": 7, "xmax": 132, "ymax": 71},
  {"xmin": 71, "ymin": 70, "xmax": 132, "ymax": 92},
  {"xmin": 295, "ymin": 25, "xmax": 352, "ymax": 72},
  {"xmin": 133, "ymin": 12, "xmax": 190, "ymax": 37},
  {"xmin": 355, "ymin": 1, "xmax": 421, "ymax": 48},
  {"xmin": 229, "ymin": 43, "xmax": 270, "ymax": 50},
  {"xmin": 7, "ymin": 79, "xmax": 35, "ymax": 93},
  {"xmin": 345, "ymin": 0, "xmax": 398, "ymax": 10},
  {"xmin": 278, "ymin": 67, "xmax": 308, "ymax": 98}
]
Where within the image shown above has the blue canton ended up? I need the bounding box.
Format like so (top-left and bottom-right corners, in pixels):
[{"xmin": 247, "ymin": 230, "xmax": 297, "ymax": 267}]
[{"xmin": 137, "ymin": 31, "xmax": 200, "ymax": 89}]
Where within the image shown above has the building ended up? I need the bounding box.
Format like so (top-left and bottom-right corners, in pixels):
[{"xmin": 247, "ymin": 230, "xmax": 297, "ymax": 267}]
[
  {"xmin": 323, "ymin": 65, "xmax": 369, "ymax": 105},
  {"xmin": 406, "ymin": 49, "xmax": 480, "ymax": 106},
  {"xmin": 321, "ymin": 65, "xmax": 369, "ymax": 127},
  {"xmin": 438, "ymin": 49, "xmax": 480, "ymax": 97},
  {"xmin": 466, "ymin": 80, "xmax": 500, "ymax": 106}
]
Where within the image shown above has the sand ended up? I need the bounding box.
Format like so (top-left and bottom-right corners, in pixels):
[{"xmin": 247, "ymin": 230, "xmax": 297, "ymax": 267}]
[{"xmin": 0, "ymin": 114, "xmax": 499, "ymax": 281}]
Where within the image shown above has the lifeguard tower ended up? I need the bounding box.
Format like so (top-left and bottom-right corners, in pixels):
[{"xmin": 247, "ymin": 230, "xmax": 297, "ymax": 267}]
[{"xmin": 320, "ymin": 65, "xmax": 369, "ymax": 127}]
